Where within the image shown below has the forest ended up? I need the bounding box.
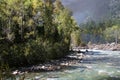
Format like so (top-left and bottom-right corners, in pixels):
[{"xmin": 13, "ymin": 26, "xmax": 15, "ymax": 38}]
[
  {"xmin": 0, "ymin": 0, "xmax": 80, "ymax": 68},
  {"xmin": 0, "ymin": 0, "xmax": 120, "ymax": 79},
  {"xmin": 79, "ymin": 0, "xmax": 120, "ymax": 44}
]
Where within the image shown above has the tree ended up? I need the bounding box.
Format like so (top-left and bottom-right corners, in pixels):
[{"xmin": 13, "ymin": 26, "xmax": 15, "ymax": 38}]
[
  {"xmin": 71, "ymin": 30, "xmax": 81, "ymax": 47},
  {"xmin": 0, "ymin": 0, "xmax": 80, "ymax": 68},
  {"xmin": 104, "ymin": 25, "xmax": 120, "ymax": 44}
]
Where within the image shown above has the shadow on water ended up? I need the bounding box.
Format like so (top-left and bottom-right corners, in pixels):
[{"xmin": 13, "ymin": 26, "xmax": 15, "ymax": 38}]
[
  {"xmin": 86, "ymin": 50, "xmax": 108, "ymax": 55},
  {"xmin": 79, "ymin": 56, "xmax": 110, "ymax": 64},
  {"xmin": 83, "ymin": 56, "xmax": 109, "ymax": 62},
  {"xmin": 65, "ymin": 65, "xmax": 87, "ymax": 70},
  {"xmin": 88, "ymin": 51, "xmax": 101, "ymax": 55}
]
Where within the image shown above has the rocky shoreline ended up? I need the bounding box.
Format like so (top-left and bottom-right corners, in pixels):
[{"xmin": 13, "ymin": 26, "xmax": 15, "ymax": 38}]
[
  {"xmin": 88, "ymin": 43, "xmax": 120, "ymax": 51},
  {"xmin": 12, "ymin": 52, "xmax": 85, "ymax": 75},
  {"xmin": 12, "ymin": 42, "xmax": 120, "ymax": 76}
]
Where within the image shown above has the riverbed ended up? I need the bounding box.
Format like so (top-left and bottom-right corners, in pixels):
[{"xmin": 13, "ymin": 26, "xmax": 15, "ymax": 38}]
[{"xmin": 16, "ymin": 50, "xmax": 120, "ymax": 80}]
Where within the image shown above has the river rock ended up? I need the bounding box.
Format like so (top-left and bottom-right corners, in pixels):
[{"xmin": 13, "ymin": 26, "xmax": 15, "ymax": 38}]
[
  {"xmin": 35, "ymin": 76, "xmax": 41, "ymax": 80},
  {"xmin": 12, "ymin": 70, "xmax": 19, "ymax": 75}
]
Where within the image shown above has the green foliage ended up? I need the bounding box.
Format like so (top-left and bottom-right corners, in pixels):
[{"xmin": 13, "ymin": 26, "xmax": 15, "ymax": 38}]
[
  {"xmin": 104, "ymin": 25, "xmax": 120, "ymax": 43},
  {"xmin": 71, "ymin": 30, "xmax": 81, "ymax": 47},
  {"xmin": 80, "ymin": 20, "xmax": 105, "ymax": 43},
  {"xmin": 79, "ymin": 18, "xmax": 119, "ymax": 43},
  {"xmin": 0, "ymin": 0, "xmax": 80, "ymax": 71}
]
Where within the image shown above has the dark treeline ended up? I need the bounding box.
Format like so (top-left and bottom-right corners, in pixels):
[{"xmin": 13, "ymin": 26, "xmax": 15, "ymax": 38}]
[
  {"xmin": 79, "ymin": 19, "xmax": 112, "ymax": 43},
  {"xmin": 0, "ymin": 0, "xmax": 80, "ymax": 67},
  {"xmin": 80, "ymin": 19, "xmax": 120, "ymax": 44}
]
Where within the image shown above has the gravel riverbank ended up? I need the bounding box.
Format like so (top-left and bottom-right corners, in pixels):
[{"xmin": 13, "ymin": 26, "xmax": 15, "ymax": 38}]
[
  {"xmin": 12, "ymin": 52, "xmax": 85, "ymax": 75},
  {"xmin": 88, "ymin": 43, "xmax": 120, "ymax": 51}
]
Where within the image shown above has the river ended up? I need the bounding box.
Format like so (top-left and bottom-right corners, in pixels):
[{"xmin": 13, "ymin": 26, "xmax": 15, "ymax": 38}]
[{"xmin": 16, "ymin": 50, "xmax": 120, "ymax": 80}]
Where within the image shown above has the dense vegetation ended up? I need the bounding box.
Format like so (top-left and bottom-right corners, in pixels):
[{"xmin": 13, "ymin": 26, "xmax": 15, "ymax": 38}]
[
  {"xmin": 80, "ymin": 19, "xmax": 111, "ymax": 43},
  {"xmin": 80, "ymin": 0, "xmax": 120, "ymax": 44},
  {"xmin": 79, "ymin": 0, "xmax": 120, "ymax": 44},
  {"xmin": 0, "ymin": 0, "xmax": 80, "ymax": 67},
  {"xmin": 80, "ymin": 19, "xmax": 120, "ymax": 44}
]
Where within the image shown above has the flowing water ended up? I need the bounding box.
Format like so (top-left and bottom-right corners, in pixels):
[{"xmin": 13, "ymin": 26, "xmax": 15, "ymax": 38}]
[{"xmin": 17, "ymin": 50, "xmax": 120, "ymax": 80}]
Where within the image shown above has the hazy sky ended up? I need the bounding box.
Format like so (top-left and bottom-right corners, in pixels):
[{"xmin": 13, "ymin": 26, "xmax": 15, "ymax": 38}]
[{"xmin": 61, "ymin": 0, "xmax": 110, "ymax": 23}]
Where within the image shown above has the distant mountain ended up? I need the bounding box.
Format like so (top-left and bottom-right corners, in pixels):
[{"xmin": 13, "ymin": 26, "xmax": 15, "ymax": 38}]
[{"xmin": 61, "ymin": 0, "xmax": 113, "ymax": 23}]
